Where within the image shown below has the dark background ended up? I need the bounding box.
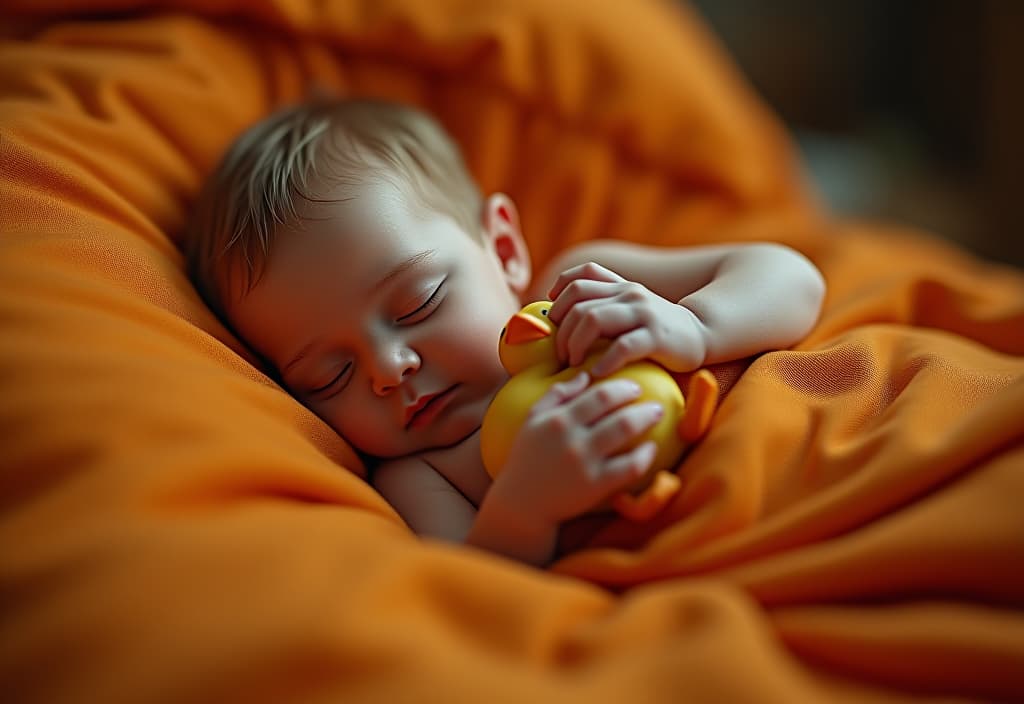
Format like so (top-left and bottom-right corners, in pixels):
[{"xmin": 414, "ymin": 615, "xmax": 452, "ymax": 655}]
[{"xmin": 690, "ymin": 0, "xmax": 1023, "ymax": 268}]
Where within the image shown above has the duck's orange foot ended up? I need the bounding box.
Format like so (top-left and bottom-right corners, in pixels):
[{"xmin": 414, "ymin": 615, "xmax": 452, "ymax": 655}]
[
  {"xmin": 611, "ymin": 470, "xmax": 681, "ymax": 521},
  {"xmin": 678, "ymin": 369, "xmax": 719, "ymax": 443}
]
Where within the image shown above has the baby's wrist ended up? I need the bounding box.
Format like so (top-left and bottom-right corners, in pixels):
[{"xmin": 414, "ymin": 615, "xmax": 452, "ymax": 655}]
[
  {"xmin": 481, "ymin": 481, "xmax": 558, "ymax": 534},
  {"xmin": 468, "ymin": 489, "xmax": 559, "ymax": 566},
  {"xmin": 673, "ymin": 302, "xmax": 710, "ymax": 370}
]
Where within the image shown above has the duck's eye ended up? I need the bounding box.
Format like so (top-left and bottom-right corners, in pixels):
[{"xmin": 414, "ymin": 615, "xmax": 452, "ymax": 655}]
[{"xmin": 541, "ymin": 309, "xmax": 548, "ymax": 316}]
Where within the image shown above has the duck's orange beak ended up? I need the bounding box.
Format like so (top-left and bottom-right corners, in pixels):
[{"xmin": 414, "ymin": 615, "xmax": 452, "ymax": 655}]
[{"xmin": 504, "ymin": 313, "xmax": 550, "ymax": 345}]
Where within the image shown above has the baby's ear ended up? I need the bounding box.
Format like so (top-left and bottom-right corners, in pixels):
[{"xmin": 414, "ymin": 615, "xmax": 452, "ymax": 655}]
[{"xmin": 481, "ymin": 193, "xmax": 531, "ymax": 295}]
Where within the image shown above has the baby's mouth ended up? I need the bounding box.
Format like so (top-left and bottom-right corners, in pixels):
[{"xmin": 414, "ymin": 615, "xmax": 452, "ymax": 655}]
[{"xmin": 404, "ymin": 385, "xmax": 459, "ymax": 429}]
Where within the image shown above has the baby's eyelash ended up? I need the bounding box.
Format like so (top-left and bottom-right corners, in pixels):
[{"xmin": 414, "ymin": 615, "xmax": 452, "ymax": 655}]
[
  {"xmin": 309, "ymin": 362, "xmax": 352, "ymax": 395},
  {"xmin": 397, "ymin": 280, "xmax": 446, "ymax": 322}
]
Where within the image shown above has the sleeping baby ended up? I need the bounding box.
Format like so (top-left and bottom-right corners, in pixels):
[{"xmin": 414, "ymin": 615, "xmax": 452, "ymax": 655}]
[{"xmin": 186, "ymin": 98, "xmax": 825, "ymax": 566}]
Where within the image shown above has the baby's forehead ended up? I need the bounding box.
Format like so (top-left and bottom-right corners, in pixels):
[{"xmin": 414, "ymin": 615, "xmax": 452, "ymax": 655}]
[
  {"xmin": 277, "ymin": 183, "xmax": 471, "ymax": 272},
  {"xmin": 285, "ymin": 139, "xmax": 480, "ymax": 248},
  {"xmin": 310, "ymin": 173, "xmax": 457, "ymax": 234}
]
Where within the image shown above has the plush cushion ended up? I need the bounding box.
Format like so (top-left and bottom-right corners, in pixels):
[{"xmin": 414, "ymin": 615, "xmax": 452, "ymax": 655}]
[{"xmin": 2, "ymin": 1, "xmax": 1023, "ymax": 701}]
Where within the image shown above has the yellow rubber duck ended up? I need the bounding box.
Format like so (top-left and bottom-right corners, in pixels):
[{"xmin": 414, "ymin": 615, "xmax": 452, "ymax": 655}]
[{"xmin": 481, "ymin": 301, "xmax": 719, "ymax": 521}]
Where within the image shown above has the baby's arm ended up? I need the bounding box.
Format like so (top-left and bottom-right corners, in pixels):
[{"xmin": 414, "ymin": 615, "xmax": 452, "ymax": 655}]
[
  {"xmin": 376, "ymin": 372, "xmax": 662, "ymax": 566},
  {"xmin": 375, "ymin": 458, "xmax": 559, "ymax": 563},
  {"xmin": 534, "ymin": 240, "xmax": 825, "ymax": 374},
  {"xmin": 374, "ymin": 459, "xmax": 478, "ymax": 542}
]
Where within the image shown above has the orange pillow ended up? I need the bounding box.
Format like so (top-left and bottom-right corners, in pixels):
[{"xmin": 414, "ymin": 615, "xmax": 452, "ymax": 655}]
[
  {"xmin": 10, "ymin": 2, "xmax": 1023, "ymax": 702},
  {"xmin": 1, "ymin": 0, "xmax": 814, "ymax": 492},
  {"xmin": 0, "ymin": 2, "xmax": 820, "ymax": 701}
]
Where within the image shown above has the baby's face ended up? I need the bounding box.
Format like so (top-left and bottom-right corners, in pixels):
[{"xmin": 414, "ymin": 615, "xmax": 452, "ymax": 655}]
[{"xmin": 226, "ymin": 180, "xmax": 523, "ymax": 459}]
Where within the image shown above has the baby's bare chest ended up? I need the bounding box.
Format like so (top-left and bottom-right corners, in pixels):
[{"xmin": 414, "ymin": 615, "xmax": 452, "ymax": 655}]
[{"xmin": 418, "ymin": 432, "xmax": 492, "ymax": 507}]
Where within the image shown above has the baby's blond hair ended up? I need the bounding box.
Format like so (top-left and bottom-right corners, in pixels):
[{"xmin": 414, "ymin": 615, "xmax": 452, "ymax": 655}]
[{"xmin": 186, "ymin": 98, "xmax": 482, "ymax": 318}]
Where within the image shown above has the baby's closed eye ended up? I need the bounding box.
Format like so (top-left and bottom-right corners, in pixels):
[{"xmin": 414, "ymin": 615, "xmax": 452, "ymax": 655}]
[
  {"xmin": 397, "ymin": 278, "xmax": 447, "ymax": 324},
  {"xmin": 306, "ymin": 361, "xmax": 353, "ymax": 397}
]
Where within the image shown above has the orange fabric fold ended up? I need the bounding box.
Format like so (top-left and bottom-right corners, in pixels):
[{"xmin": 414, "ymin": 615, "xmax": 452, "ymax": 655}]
[{"xmin": 2, "ymin": 1, "xmax": 1022, "ymax": 702}]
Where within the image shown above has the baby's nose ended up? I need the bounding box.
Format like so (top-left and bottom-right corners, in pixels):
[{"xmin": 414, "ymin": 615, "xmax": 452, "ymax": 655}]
[{"xmin": 371, "ymin": 346, "xmax": 420, "ymax": 396}]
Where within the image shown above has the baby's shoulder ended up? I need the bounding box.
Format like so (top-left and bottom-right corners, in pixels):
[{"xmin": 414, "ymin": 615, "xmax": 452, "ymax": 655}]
[
  {"xmin": 372, "ymin": 431, "xmax": 490, "ymax": 508},
  {"xmin": 372, "ymin": 455, "xmax": 477, "ymax": 542},
  {"xmin": 418, "ymin": 433, "xmax": 491, "ymax": 506},
  {"xmin": 372, "ymin": 455, "xmax": 435, "ymax": 491}
]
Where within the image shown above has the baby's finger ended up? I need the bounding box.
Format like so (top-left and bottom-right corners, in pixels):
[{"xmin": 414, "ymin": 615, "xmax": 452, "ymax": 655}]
[
  {"xmin": 597, "ymin": 441, "xmax": 659, "ymax": 494},
  {"xmin": 547, "ymin": 277, "xmax": 615, "ymax": 327},
  {"xmin": 591, "ymin": 328, "xmax": 656, "ymax": 377},
  {"xmin": 549, "ymin": 261, "xmax": 623, "ymax": 296},
  {"xmin": 590, "ymin": 402, "xmax": 663, "ymax": 455},
  {"xmin": 554, "ymin": 297, "xmax": 599, "ymax": 364},
  {"xmin": 529, "ymin": 371, "xmax": 590, "ymax": 416},
  {"xmin": 562, "ymin": 302, "xmax": 638, "ymax": 367},
  {"xmin": 548, "ymin": 262, "xmax": 624, "ymax": 312},
  {"xmin": 552, "ymin": 296, "xmax": 599, "ymax": 363},
  {"xmin": 565, "ymin": 378, "xmax": 642, "ymax": 425}
]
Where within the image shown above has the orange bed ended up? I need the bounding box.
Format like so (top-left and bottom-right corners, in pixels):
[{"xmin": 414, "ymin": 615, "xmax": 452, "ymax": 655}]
[{"xmin": 2, "ymin": 1, "xmax": 1023, "ymax": 701}]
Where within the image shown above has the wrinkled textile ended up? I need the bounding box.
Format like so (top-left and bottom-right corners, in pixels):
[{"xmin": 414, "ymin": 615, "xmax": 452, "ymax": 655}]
[{"xmin": 2, "ymin": 1, "xmax": 1022, "ymax": 702}]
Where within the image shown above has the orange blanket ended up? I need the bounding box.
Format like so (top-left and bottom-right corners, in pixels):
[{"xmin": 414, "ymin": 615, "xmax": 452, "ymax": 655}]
[{"xmin": 2, "ymin": 1, "xmax": 1022, "ymax": 701}]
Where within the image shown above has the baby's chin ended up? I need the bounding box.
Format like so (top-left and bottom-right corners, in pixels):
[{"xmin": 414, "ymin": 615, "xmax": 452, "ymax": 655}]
[{"xmin": 358, "ymin": 403, "xmax": 486, "ymax": 459}]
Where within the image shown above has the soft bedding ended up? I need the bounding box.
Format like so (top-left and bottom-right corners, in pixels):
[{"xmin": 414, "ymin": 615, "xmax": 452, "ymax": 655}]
[{"xmin": 2, "ymin": 1, "xmax": 1023, "ymax": 701}]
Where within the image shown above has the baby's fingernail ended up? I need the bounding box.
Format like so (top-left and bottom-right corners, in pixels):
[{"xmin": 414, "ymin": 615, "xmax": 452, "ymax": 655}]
[
  {"xmin": 563, "ymin": 373, "xmax": 586, "ymax": 391},
  {"xmin": 634, "ymin": 442, "xmax": 657, "ymax": 473},
  {"xmin": 623, "ymin": 381, "xmax": 641, "ymax": 395},
  {"xmin": 645, "ymin": 402, "xmax": 664, "ymax": 418}
]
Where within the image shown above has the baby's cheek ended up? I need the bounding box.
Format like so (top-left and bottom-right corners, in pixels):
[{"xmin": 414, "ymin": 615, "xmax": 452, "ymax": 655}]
[
  {"xmin": 326, "ymin": 397, "xmax": 393, "ymax": 457},
  {"xmin": 448, "ymin": 303, "xmax": 496, "ymax": 352}
]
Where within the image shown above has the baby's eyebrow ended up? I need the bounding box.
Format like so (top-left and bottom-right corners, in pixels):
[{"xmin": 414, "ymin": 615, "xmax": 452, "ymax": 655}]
[{"xmin": 373, "ymin": 249, "xmax": 438, "ymax": 293}]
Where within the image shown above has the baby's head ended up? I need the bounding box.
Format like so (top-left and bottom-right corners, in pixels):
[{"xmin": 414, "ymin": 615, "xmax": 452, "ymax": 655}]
[{"xmin": 187, "ymin": 99, "xmax": 532, "ymax": 459}]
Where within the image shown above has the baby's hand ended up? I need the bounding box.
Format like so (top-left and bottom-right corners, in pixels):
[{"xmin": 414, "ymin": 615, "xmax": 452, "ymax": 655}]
[
  {"xmin": 489, "ymin": 372, "xmax": 662, "ymax": 527},
  {"xmin": 548, "ymin": 261, "xmax": 708, "ymax": 377}
]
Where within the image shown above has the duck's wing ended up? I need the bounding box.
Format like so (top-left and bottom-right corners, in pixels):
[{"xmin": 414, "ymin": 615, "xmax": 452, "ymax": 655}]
[{"xmin": 678, "ymin": 369, "xmax": 719, "ymax": 443}]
